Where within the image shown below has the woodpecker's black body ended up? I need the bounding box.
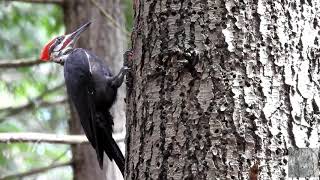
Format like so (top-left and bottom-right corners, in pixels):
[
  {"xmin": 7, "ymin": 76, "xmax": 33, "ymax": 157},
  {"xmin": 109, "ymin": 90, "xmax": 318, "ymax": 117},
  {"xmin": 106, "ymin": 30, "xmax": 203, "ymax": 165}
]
[
  {"xmin": 39, "ymin": 22, "xmax": 127, "ymax": 175},
  {"xmin": 64, "ymin": 48, "xmax": 125, "ymax": 175}
]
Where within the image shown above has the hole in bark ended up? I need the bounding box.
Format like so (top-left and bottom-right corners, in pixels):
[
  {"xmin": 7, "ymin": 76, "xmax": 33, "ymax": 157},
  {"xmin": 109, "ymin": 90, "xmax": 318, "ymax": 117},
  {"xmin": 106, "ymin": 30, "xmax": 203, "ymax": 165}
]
[
  {"xmin": 257, "ymin": 43, "xmax": 260, "ymax": 48},
  {"xmin": 214, "ymin": 129, "xmax": 219, "ymax": 133},
  {"xmin": 266, "ymin": 148, "xmax": 271, "ymax": 155},
  {"xmin": 196, "ymin": 103, "xmax": 201, "ymax": 108},
  {"xmin": 283, "ymin": 158, "xmax": 287, "ymax": 164},
  {"xmin": 197, "ymin": 11, "xmax": 204, "ymax": 15},
  {"xmin": 222, "ymin": 22, "xmax": 227, "ymax": 29},
  {"xmin": 181, "ymin": 103, "xmax": 186, "ymax": 108},
  {"xmin": 157, "ymin": 162, "xmax": 160, "ymax": 167},
  {"xmin": 205, "ymin": 132, "xmax": 211, "ymax": 137},
  {"xmin": 180, "ymin": 92, "xmax": 185, "ymax": 97},
  {"xmin": 276, "ymin": 148, "xmax": 281, "ymax": 155},
  {"xmin": 160, "ymin": 124, "xmax": 166, "ymax": 131},
  {"xmin": 156, "ymin": 143, "xmax": 160, "ymax": 148},
  {"xmin": 244, "ymin": 44, "xmax": 250, "ymax": 49},
  {"xmin": 231, "ymin": 7, "xmax": 236, "ymax": 13},
  {"xmin": 205, "ymin": 38, "xmax": 210, "ymax": 45},
  {"xmin": 197, "ymin": 134, "xmax": 202, "ymax": 139}
]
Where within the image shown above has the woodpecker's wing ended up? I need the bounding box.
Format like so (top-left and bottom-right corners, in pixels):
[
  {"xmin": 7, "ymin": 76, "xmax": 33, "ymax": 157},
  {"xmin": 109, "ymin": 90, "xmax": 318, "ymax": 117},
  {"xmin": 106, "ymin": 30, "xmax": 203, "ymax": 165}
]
[
  {"xmin": 63, "ymin": 49, "xmax": 103, "ymax": 165},
  {"xmin": 64, "ymin": 49, "xmax": 125, "ymax": 174}
]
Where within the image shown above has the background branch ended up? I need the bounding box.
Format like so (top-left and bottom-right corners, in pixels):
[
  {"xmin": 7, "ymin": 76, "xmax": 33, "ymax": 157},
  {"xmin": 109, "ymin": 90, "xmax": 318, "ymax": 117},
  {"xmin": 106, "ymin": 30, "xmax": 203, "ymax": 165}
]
[
  {"xmin": 0, "ymin": 132, "xmax": 124, "ymax": 144},
  {"xmin": 0, "ymin": 83, "xmax": 66, "ymax": 122},
  {"xmin": 0, "ymin": 161, "xmax": 72, "ymax": 180},
  {"xmin": 0, "ymin": 58, "xmax": 44, "ymax": 68},
  {"xmin": 0, "ymin": 97, "xmax": 67, "ymax": 116}
]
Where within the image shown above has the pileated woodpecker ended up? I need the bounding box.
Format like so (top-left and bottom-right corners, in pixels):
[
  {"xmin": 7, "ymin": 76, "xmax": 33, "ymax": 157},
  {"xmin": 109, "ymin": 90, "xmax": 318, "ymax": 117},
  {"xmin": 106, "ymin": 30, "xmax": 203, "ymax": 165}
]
[{"xmin": 39, "ymin": 22, "xmax": 127, "ymax": 176}]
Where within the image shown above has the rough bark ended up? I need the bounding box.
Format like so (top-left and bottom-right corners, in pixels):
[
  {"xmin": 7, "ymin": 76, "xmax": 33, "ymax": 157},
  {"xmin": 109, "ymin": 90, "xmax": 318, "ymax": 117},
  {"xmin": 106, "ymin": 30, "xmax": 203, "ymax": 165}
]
[
  {"xmin": 126, "ymin": 0, "xmax": 320, "ymax": 179},
  {"xmin": 63, "ymin": 0, "xmax": 125, "ymax": 179}
]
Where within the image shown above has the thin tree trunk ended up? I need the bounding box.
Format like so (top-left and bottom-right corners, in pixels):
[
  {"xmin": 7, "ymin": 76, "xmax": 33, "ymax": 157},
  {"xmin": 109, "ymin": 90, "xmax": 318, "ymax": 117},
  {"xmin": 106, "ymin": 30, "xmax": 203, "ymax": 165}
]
[
  {"xmin": 126, "ymin": 0, "xmax": 320, "ymax": 179},
  {"xmin": 63, "ymin": 0, "xmax": 125, "ymax": 179}
]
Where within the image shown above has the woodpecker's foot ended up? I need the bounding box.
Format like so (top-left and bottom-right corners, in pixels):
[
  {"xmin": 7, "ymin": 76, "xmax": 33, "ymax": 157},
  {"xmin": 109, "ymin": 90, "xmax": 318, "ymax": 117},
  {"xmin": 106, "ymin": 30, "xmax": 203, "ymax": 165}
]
[
  {"xmin": 119, "ymin": 66, "xmax": 131, "ymax": 77},
  {"xmin": 122, "ymin": 66, "xmax": 131, "ymax": 73},
  {"xmin": 123, "ymin": 49, "xmax": 134, "ymax": 67},
  {"xmin": 111, "ymin": 66, "xmax": 130, "ymax": 88},
  {"xmin": 124, "ymin": 50, "xmax": 133, "ymax": 61}
]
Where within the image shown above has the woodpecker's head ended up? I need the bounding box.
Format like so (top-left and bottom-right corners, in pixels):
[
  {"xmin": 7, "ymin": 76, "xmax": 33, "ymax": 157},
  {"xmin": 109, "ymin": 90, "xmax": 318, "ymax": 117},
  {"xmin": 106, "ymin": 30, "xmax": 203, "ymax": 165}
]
[{"xmin": 40, "ymin": 22, "xmax": 91, "ymax": 64}]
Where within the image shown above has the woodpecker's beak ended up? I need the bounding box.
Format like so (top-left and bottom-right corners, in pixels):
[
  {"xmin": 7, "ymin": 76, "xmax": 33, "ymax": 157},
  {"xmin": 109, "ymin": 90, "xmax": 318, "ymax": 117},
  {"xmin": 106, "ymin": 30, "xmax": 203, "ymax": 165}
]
[{"xmin": 65, "ymin": 22, "xmax": 91, "ymax": 47}]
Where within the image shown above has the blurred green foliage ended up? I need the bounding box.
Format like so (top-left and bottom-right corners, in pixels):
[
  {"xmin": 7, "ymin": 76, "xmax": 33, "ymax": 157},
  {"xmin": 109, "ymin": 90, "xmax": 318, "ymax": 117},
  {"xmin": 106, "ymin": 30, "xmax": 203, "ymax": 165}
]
[
  {"xmin": 123, "ymin": 0, "xmax": 134, "ymax": 32},
  {"xmin": 0, "ymin": 0, "xmax": 133, "ymax": 179},
  {"xmin": 0, "ymin": 2, "xmax": 71, "ymax": 179}
]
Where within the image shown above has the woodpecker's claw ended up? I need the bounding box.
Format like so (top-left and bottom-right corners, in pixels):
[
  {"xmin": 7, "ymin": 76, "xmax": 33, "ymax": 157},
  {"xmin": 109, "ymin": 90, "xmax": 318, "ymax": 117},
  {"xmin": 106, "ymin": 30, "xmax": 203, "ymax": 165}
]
[
  {"xmin": 124, "ymin": 50, "xmax": 133, "ymax": 61},
  {"xmin": 121, "ymin": 66, "xmax": 131, "ymax": 75},
  {"xmin": 123, "ymin": 49, "xmax": 134, "ymax": 67},
  {"xmin": 109, "ymin": 66, "xmax": 130, "ymax": 88}
]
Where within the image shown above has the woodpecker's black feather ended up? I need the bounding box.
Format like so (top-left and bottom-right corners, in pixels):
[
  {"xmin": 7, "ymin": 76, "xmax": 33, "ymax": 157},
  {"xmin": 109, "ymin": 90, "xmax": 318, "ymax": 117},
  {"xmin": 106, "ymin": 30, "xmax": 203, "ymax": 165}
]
[{"xmin": 64, "ymin": 48, "xmax": 125, "ymax": 176}]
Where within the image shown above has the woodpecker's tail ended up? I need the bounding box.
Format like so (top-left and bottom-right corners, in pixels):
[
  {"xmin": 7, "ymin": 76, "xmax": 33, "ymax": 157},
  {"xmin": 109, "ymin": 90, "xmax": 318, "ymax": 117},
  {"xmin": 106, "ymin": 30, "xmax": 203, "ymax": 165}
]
[
  {"xmin": 103, "ymin": 133, "xmax": 125, "ymax": 176},
  {"xmin": 98, "ymin": 111, "xmax": 125, "ymax": 176}
]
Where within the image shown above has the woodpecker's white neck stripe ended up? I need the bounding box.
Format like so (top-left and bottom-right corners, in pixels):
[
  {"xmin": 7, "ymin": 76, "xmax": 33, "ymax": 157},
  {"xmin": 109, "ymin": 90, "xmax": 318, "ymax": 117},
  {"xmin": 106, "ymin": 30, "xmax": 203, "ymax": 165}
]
[{"xmin": 84, "ymin": 51, "xmax": 92, "ymax": 73}]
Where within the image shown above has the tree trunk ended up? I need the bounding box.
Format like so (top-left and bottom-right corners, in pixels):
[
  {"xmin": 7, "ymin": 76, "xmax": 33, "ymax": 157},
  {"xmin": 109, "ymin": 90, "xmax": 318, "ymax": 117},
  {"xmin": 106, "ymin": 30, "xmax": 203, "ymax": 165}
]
[
  {"xmin": 63, "ymin": 0, "xmax": 126, "ymax": 179},
  {"xmin": 126, "ymin": 0, "xmax": 320, "ymax": 179}
]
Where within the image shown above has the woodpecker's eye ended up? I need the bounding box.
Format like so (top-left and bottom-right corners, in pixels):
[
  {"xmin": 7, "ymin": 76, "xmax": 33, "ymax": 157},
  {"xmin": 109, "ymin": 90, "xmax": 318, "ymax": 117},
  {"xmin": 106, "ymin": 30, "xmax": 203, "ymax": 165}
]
[{"xmin": 56, "ymin": 36, "xmax": 63, "ymax": 44}]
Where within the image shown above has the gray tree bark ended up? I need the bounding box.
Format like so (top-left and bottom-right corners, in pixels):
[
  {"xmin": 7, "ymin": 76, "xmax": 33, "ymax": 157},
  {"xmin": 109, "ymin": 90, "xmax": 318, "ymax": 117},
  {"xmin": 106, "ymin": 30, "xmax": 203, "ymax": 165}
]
[
  {"xmin": 126, "ymin": 0, "xmax": 320, "ymax": 179},
  {"xmin": 63, "ymin": 0, "xmax": 126, "ymax": 179}
]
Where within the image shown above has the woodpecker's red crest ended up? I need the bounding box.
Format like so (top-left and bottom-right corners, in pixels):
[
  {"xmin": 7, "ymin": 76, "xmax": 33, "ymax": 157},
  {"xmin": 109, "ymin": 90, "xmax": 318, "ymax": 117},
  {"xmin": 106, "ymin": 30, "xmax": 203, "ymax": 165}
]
[
  {"xmin": 40, "ymin": 38, "xmax": 56, "ymax": 61},
  {"xmin": 39, "ymin": 22, "xmax": 91, "ymax": 62}
]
